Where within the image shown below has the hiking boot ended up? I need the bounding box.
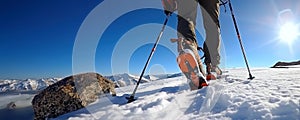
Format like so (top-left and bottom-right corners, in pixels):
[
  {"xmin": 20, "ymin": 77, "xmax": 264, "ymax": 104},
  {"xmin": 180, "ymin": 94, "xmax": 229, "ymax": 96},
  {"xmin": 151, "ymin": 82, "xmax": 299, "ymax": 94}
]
[
  {"xmin": 206, "ymin": 63, "xmax": 222, "ymax": 80},
  {"xmin": 175, "ymin": 38, "xmax": 208, "ymax": 90},
  {"xmin": 177, "ymin": 50, "xmax": 208, "ymax": 90},
  {"xmin": 189, "ymin": 77, "xmax": 208, "ymax": 90}
]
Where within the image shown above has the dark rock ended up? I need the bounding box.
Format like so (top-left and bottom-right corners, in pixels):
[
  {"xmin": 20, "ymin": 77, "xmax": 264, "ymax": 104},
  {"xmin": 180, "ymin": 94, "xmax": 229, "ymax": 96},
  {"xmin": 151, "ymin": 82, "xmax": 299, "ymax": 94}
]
[
  {"xmin": 31, "ymin": 72, "xmax": 116, "ymax": 120},
  {"xmin": 7, "ymin": 102, "xmax": 16, "ymax": 110},
  {"xmin": 271, "ymin": 60, "xmax": 300, "ymax": 68}
]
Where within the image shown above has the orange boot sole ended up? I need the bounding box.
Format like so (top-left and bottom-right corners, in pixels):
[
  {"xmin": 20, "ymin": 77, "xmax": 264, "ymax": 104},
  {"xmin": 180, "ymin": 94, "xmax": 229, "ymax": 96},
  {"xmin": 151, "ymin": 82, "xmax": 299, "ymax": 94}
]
[{"xmin": 177, "ymin": 51, "xmax": 208, "ymax": 89}]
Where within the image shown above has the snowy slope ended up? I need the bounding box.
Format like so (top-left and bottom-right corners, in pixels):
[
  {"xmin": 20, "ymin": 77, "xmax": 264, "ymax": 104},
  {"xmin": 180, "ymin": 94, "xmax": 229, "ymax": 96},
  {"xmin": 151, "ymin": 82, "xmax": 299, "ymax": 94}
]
[{"xmin": 55, "ymin": 67, "xmax": 300, "ymax": 120}]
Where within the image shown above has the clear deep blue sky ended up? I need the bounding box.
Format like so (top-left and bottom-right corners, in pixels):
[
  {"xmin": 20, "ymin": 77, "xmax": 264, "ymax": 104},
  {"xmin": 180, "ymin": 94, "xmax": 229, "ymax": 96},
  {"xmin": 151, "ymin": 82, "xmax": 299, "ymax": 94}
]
[{"xmin": 1, "ymin": 0, "xmax": 299, "ymax": 79}]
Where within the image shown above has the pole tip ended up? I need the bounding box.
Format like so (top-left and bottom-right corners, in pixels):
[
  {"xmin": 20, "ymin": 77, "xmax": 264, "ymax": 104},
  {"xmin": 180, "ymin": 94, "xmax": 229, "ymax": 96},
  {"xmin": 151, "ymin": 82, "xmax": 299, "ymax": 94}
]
[
  {"xmin": 126, "ymin": 96, "xmax": 136, "ymax": 103},
  {"xmin": 248, "ymin": 74, "xmax": 255, "ymax": 80}
]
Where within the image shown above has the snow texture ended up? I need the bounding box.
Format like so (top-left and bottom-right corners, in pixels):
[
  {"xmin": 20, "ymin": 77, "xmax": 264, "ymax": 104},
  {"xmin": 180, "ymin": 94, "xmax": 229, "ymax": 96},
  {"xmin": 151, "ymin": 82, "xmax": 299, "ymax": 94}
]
[
  {"xmin": 56, "ymin": 67, "xmax": 300, "ymax": 120},
  {"xmin": 0, "ymin": 67, "xmax": 300, "ymax": 120}
]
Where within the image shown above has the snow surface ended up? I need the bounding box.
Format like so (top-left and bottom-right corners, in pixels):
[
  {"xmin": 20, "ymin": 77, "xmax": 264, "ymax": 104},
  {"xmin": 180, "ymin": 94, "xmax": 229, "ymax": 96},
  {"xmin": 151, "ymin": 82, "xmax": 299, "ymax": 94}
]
[
  {"xmin": 55, "ymin": 67, "xmax": 300, "ymax": 120},
  {"xmin": 0, "ymin": 67, "xmax": 299, "ymax": 120}
]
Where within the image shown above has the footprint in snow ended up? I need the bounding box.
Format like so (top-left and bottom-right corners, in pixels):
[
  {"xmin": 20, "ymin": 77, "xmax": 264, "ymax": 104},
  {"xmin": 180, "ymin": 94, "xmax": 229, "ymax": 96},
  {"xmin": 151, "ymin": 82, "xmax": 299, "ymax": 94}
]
[
  {"xmin": 268, "ymin": 97, "xmax": 280, "ymax": 103},
  {"xmin": 242, "ymin": 80, "xmax": 250, "ymax": 84}
]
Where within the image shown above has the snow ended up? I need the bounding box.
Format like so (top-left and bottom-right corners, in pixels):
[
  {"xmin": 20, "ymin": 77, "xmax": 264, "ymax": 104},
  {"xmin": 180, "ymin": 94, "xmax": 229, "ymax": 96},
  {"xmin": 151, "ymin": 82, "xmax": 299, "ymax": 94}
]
[
  {"xmin": 55, "ymin": 67, "xmax": 300, "ymax": 120},
  {"xmin": 0, "ymin": 67, "xmax": 300, "ymax": 120}
]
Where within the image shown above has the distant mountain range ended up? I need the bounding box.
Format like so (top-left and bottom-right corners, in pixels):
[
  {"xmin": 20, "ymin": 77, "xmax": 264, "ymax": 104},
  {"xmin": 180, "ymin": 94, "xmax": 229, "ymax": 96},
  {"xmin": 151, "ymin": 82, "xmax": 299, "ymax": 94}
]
[
  {"xmin": 106, "ymin": 73, "xmax": 182, "ymax": 87},
  {"xmin": 0, "ymin": 73, "xmax": 182, "ymax": 92},
  {"xmin": 271, "ymin": 60, "xmax": 300, "ymax": 68},
  {"xmin": 0, "ymin": 78, "xmax": 61, "ymax": 92}
]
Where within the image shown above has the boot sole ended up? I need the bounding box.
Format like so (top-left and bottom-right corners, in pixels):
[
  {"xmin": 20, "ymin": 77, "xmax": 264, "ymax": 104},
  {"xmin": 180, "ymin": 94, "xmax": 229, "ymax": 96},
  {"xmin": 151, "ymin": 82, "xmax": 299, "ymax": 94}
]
[{"xmin": 177, "ymin": 49, "xmax": 208, "ymax": 89}]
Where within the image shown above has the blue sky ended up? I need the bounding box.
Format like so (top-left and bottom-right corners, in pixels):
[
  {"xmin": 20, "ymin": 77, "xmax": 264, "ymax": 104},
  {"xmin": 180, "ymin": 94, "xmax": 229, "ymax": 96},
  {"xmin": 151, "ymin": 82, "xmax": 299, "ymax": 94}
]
[{"xmin": 1, "ymin": 0, "xmax": 300, "ymax": 79}]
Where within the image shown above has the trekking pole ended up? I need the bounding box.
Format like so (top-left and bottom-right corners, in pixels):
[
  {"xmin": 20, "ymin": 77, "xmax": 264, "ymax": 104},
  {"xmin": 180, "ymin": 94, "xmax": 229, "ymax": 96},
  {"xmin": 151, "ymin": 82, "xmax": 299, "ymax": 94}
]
[
  {"xmin": 126, "ymin": 14, "xmax": 170, "ymax": 103},
  {"xmin": 228, "ymin": 0, "xmax": 255, "ymax": 79}
]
